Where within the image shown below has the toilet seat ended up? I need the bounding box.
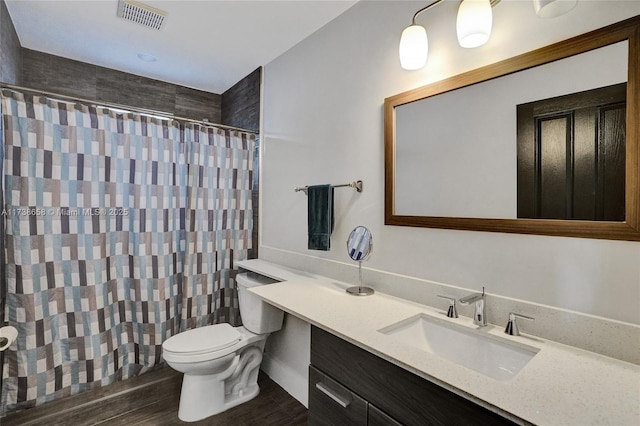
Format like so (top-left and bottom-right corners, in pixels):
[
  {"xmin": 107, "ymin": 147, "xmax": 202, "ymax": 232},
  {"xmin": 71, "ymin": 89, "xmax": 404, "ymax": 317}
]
[
  {"xmin": 162, "ymin": 324, "xmax": 266, "ymax": 364},
  {"xmin": 163, "ymin": 323, "xmax": 242, "ymax": 355}
]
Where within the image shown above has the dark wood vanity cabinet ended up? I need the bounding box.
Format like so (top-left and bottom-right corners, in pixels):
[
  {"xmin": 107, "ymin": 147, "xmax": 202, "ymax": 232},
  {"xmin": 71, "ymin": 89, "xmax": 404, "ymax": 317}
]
[{"xmin": 308, "ymin": 326, "xmax": 517, "ymax": 426}]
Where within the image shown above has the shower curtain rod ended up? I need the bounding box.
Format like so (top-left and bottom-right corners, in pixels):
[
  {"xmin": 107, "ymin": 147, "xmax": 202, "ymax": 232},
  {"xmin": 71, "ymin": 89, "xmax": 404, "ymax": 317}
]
[{"xmin": 0, "ymin": 83, "xmax": 260, "ymax": 135}]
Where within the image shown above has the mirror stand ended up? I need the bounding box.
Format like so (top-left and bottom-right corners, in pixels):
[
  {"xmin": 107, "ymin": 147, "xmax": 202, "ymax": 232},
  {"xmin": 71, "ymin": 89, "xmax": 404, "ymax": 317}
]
[{"xmin": 346, "ymin": 260, "xmax": 374, "ymax": 296}]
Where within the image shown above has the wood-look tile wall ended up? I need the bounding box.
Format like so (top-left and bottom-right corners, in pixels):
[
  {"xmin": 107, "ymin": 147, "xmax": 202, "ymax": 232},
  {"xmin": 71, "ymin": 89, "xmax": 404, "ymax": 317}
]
[
  {"xmin": 0, "ymin": 0, "xmax": 22, "ymax": 85},
  {"xmin": 223, "ymin": 67, "xmax": 261, "ymax": 259},
  {"xmin": 21, "ymin": 49, "xmax": 222, "ymax": 123},
  {"xmin": 222, "ymin": 67, "xmax": 261, "ymax": 131}
]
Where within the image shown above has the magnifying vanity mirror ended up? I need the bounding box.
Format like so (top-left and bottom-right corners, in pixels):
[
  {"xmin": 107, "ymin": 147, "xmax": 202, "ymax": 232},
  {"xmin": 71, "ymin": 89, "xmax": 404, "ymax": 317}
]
[
  {"xmin": 384, "ymin": 16, "xmax": 640, "ymax": 241},
  {"xmin": 346, "ymin": 226, "xmax": 375, "ymax": 296}
]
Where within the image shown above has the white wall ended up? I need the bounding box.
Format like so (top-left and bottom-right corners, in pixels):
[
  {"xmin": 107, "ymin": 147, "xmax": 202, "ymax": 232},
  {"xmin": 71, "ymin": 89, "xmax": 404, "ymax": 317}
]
[{"xmin": 261, "ymin": 1, "xmax": 640, "ymax": 326}]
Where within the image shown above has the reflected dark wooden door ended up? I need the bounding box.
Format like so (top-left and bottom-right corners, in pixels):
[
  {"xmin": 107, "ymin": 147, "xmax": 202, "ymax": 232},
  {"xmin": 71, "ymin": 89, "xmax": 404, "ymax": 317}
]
[{"xmin": 517, "ymin": 83, "xmax": 626, "ymax": 221}]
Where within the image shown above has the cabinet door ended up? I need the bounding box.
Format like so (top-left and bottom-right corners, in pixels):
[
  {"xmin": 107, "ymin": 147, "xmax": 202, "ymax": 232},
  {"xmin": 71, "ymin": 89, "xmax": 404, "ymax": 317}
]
[
  {"xmin": 308, "ymin": 365, "xmax": 368, "ymax": 426},
  {"xmin": 368, "ymin": 404, "xmax": 403, "ymax": 426}
]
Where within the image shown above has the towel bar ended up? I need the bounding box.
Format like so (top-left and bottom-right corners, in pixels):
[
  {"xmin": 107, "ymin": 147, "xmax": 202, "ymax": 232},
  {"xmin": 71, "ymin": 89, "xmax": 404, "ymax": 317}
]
[{"xmin": 294, "ymin": 180, "xmax": 363, "ymax": 194}]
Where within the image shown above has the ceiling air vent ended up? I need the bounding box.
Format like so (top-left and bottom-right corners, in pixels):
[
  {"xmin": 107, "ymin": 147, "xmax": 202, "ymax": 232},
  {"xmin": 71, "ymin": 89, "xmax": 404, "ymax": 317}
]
[{"xmin": 117, "ymin": 0, "xmax": 167, "ymax": 30}]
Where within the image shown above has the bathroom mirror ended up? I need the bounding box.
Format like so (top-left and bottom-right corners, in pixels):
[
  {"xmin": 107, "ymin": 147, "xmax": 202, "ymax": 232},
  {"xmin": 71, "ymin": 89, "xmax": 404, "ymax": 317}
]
[
  {"xmin": 384, "ymin": 16, "xmax": 640, "ymax": 241},
  {"xmin": 346, "ymin": 225, "xmax": 373, "ymax": 261},
  {"xmin": 345, "ymin": 226, "xmax": 374, "ymax": 296}
]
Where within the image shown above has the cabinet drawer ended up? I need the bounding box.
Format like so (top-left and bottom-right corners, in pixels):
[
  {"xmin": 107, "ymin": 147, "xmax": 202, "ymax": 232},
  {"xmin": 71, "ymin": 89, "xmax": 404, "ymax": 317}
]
[
  {"xmin": 369, "ymin": 404, "xmax": 403, "ymax": 426},
  {"xmin": 308, "ymin": 365, "xmax": 368, "ymax": 426}
]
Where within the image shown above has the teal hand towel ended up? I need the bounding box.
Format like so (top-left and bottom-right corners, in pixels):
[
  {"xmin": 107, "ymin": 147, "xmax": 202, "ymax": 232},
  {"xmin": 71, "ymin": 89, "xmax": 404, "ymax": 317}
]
[{"xmin": 307, "ymin": 185, "xmax": 334, "ymax": 251}]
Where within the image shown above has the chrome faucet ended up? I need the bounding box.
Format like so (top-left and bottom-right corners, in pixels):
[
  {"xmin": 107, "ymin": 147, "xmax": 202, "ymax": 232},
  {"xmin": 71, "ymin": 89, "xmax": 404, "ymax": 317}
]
[{"xmin": 459, "ymin": 286, "xmax": 487, "ymax": 327}]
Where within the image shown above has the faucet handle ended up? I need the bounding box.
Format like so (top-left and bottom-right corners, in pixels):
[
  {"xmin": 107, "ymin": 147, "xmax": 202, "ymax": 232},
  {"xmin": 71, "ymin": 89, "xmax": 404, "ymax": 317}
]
[
  {"xmin": 504, "ymin": 312, "xmax": 534, "ymax": 336},
  {"xmin": 437, "ymin": 295, "xmax": 458, "ymax": 318}
]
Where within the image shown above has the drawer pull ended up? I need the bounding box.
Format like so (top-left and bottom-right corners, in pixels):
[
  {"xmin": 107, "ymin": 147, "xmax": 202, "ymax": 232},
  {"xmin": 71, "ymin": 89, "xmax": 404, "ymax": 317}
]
[{"xmin": 315, "ymin": 382, "xmax": 351, "ymax": 408}]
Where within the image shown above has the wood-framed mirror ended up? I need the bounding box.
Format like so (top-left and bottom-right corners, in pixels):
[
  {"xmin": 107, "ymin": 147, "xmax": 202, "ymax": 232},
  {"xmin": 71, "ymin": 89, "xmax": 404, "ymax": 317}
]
[{"xmin": 384, "ymin": 16, "xmax": 640, "ymax": 241}]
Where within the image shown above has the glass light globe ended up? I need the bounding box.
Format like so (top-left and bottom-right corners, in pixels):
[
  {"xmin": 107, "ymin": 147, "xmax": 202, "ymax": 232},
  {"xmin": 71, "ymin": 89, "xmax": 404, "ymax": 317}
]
[
  {"xmin": 456, "ymin": 0, "xmax": 493, "ymax": 49},
  {"xmin": 399, "ymin": 24, "xmax": 428, "ymax": 70},
  {"xmin": 533, "ymin": 0, "xmax": 577, "ymax": 18}
]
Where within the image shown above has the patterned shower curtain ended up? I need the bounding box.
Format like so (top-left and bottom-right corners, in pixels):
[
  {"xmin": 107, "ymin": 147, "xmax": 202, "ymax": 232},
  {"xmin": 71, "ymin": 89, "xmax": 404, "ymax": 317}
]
[
  {"xmin": 0, "ymin": 90, "xmax": 255, "ymax": 415},
  {"xmin": 182, "ymin": 124, "xmax": 254, "ymax": 330}
]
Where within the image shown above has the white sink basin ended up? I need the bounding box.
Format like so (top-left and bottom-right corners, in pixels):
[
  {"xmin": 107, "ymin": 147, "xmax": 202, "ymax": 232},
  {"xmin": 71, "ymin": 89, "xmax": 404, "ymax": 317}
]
[{"xmin": 378, "ymin": 314, "xmax": 538, "ymax": 381}]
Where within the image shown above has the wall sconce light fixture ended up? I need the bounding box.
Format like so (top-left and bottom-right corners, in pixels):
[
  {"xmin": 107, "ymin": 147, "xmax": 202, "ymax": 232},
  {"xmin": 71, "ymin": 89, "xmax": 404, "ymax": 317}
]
[
  {"xmin": 457, "ymin": 0, "xmax": 493, "ymax": 48},
  {"xmin": 533, "ymin": 0, "xmax": 577, "ymax": 18},
  {"xmin": 399, "ymin": 0, "xmax": 497, "ymax": 70},
  {"xmin": 400, "ymin": 0, "xmax": 578, "ymax": 70},
  {"xmin": 399, "ymin": 24, "xmax": 430, "ymax": 70}
]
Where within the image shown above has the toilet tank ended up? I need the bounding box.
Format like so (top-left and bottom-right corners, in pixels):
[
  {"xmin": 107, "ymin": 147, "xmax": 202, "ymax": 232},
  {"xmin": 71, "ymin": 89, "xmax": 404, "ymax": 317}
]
[{"xmin": 237, "ymin": 272, "xmax": 284, "ymax": 334}]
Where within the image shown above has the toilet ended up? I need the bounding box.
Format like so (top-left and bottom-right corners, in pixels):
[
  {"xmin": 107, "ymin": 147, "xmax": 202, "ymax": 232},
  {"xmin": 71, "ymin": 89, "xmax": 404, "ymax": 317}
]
[{"xmin": 162, "ymin": 272, "xmax": 284, "ymax": 422}]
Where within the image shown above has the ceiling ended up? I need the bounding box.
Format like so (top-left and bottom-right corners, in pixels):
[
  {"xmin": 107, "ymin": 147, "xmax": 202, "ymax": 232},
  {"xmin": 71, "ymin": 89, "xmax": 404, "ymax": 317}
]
[{"xmin": 5, "ymin": 0, "xmax": 358, "ymax": 94}]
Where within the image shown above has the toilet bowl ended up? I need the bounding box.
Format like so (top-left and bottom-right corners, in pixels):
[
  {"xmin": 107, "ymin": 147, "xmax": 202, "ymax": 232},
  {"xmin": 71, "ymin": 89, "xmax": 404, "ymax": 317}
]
[{"xmin": 162, "ymin": 272, "xmax": 283, "ymax": 422}]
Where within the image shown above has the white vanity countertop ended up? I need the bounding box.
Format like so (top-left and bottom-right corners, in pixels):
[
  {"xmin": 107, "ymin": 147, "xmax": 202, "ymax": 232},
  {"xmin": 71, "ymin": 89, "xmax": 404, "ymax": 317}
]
[{"xmin": 238, "ymin": 259, "xmax": 640, "ymax": 426}]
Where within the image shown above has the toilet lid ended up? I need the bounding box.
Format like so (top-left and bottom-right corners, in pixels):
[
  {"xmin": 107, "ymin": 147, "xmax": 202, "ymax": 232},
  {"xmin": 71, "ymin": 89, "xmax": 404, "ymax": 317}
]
[{"xmin": 163, "ymin": 323, "xmax": 242, "ymax": 354}]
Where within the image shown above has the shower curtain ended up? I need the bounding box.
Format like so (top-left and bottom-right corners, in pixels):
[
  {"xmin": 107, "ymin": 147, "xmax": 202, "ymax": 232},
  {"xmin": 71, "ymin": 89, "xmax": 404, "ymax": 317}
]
[
  {"xmin": 0, "ymin": 90, "xmax": 254, "ymax": 415},
  {"xmin": 182, "ymin": 124, "xmax": 253, "ymax": 329}
]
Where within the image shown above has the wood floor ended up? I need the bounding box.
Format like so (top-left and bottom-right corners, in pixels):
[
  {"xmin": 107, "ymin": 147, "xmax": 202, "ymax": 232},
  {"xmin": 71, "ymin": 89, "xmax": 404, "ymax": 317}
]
[{"xmin": 2, "ymin": 367, "xmax": 308, "ymax": 426}]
